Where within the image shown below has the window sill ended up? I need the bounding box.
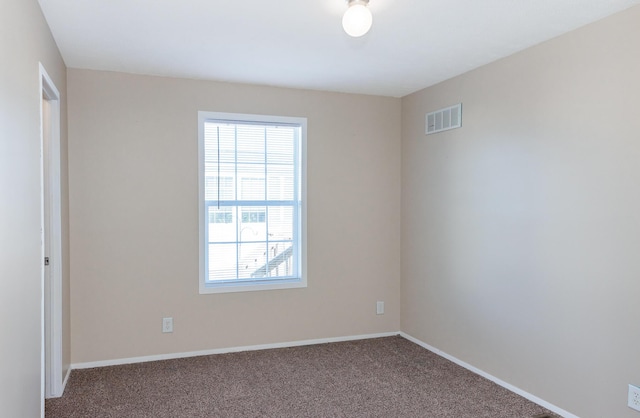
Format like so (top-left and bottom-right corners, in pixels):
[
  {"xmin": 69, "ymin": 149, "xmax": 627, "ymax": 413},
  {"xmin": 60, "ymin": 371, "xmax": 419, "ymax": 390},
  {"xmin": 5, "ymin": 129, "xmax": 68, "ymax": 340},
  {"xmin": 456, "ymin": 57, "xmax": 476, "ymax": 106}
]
[{"xmin": 199, "ymin": 278, "xmax": 307, "ymax": 294}]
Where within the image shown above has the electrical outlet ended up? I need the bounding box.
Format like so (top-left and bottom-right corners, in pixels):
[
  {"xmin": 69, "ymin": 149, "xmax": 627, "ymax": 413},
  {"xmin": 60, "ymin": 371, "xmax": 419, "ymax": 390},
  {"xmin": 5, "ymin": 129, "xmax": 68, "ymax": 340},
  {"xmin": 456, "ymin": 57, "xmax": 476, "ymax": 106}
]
[
  {"xmin": 162, "ymin": 317, "xmax": 173, "ymax": 333},
  {"xmin": 376, "ymin": 301, "xmax": 384, "ymax": 315},
  {"xmin": 629, "ymin": 384, "xmax": 640, "ymax": 412}
]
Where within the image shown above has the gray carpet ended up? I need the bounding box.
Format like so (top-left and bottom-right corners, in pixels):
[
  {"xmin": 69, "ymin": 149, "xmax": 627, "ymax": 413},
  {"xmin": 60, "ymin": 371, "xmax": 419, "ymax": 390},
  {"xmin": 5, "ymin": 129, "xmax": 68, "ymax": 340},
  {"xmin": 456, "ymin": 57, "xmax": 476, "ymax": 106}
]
[{"xmin": 46, "ymin": 336, "xmax": 557, "ymax": 417}]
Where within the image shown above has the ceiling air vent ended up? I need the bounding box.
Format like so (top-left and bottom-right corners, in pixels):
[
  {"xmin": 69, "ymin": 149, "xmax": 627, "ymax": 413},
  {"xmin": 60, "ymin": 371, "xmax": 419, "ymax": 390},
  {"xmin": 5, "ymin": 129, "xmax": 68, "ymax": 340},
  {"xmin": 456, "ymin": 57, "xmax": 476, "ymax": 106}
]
[{"xmin": 426, "ymin": 103, "xmax": 462, "ymax": 135}]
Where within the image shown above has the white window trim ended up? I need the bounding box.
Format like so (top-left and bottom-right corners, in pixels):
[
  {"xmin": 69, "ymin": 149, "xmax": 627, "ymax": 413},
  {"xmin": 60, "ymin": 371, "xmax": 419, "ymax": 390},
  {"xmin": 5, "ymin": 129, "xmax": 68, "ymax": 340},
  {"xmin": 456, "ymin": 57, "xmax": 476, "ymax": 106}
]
[{"xmin": 198, "ymin": 111, "xmax": 307, "ymax": 294}]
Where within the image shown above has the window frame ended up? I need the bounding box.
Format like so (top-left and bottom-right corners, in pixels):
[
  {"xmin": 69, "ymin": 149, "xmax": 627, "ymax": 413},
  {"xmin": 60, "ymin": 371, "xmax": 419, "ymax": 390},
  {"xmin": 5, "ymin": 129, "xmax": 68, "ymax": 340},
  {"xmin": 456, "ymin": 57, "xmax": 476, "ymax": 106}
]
[{"xmin": 198, "ymin": 111, "xmax": 307, "ymax": 294}]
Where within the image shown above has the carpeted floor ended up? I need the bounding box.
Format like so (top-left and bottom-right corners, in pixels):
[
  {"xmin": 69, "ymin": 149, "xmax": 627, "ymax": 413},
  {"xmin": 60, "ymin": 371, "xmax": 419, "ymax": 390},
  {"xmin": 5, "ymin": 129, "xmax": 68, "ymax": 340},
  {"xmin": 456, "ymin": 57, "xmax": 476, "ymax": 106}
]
[{"xmin": 46, "ymin": 336, "xmax": 558, "ymax": 417}]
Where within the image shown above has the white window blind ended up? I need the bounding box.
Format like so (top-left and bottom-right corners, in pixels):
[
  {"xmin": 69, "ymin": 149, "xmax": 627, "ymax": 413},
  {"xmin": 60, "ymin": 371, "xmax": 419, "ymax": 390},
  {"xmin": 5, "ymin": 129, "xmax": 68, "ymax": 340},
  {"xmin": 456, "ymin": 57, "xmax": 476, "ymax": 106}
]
[{"xmin": 198, "ymin": 112, "xmax": 306, "ymax": 293}]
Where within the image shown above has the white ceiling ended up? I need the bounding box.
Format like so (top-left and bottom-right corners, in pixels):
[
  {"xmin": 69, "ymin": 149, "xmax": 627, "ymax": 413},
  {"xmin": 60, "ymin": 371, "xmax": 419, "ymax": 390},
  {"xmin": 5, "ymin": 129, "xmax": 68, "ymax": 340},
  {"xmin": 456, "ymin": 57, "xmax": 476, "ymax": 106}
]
[{"xmin": 38, "ymin": 0, "xmax": 639, "ymax": 98}]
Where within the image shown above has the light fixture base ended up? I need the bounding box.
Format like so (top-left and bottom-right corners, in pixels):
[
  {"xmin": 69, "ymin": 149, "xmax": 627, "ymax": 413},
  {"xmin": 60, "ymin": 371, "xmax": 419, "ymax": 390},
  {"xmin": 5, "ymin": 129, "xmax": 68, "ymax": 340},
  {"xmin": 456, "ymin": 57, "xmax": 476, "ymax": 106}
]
[{"xmin": 342, "ymin": 0, "xmax": 373, "ymax": 37}]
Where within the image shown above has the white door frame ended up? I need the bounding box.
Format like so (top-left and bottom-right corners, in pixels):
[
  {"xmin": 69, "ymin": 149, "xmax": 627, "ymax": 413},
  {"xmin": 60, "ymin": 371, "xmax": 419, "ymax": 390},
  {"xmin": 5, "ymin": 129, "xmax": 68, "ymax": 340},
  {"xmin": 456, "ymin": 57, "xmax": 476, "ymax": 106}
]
[{"xmin": 39, "ymin": 62, "xmax": 63, "ymax": 402}]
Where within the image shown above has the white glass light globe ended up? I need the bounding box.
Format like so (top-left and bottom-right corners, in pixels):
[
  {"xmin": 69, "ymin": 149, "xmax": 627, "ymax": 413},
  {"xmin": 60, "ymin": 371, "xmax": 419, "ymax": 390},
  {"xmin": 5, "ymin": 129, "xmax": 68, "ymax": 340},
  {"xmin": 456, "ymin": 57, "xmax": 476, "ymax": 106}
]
[{"xmin": 342, "ymin": 3, "xmax": 373, "ymax": 37}]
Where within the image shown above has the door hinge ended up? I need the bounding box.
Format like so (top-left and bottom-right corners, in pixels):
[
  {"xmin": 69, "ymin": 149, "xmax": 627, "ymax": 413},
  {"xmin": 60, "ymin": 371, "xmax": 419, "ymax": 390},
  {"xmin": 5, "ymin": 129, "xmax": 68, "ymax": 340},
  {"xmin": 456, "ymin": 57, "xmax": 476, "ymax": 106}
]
[{"xmin": 44, "ymin": 257, "xmax": 50, "ymax": 266}]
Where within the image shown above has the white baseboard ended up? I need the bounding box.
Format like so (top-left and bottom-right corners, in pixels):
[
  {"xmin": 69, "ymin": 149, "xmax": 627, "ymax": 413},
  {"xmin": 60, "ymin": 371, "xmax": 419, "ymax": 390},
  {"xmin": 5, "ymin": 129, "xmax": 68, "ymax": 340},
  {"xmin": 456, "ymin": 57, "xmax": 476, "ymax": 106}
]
[
  {"xmin": 44, "ymin": 365, "xmax": 72, "ymax": 399},
  {"xmin": 71, "ymin": 331, "xmax": 400, "ymax": 370},
  {"xmin": 61, "ymin": 366, "xmax": 71, "ymax": 394},
  {"xmin": 400, "ymin": 332, "xmax": 578, "ymax": 418}
]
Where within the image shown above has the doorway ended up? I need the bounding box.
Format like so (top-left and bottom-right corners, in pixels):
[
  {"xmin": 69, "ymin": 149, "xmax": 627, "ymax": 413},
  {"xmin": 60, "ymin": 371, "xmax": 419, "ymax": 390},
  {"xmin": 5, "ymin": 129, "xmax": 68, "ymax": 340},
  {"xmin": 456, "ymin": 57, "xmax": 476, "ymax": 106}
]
[{"xmin": 40, "ymin": 63, "xmax": 63, "ymax": 400}]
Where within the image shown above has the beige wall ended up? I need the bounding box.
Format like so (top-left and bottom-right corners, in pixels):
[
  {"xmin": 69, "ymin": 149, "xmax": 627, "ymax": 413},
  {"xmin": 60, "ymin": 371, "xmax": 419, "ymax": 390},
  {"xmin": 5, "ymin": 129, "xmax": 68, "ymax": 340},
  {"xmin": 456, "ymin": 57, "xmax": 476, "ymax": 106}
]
[
  {"xmin": 0, "ymin": 0, "xmax": 69, "ymax": 415},
  {"xmin": 401, "ymin": 6, "xmax": 640, "ymax": 418},
  {"xmin": 68, "ymin": 69, "xmax": 401, "ymax": 363}
]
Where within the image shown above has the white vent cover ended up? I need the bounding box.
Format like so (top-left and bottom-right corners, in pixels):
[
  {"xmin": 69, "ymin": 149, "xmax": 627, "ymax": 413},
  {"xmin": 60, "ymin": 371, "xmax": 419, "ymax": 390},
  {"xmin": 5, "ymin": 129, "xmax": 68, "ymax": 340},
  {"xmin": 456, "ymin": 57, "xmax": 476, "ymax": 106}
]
[{"xmin": 426, "ymin": 103, "xmax": 462, "ymax": 135}]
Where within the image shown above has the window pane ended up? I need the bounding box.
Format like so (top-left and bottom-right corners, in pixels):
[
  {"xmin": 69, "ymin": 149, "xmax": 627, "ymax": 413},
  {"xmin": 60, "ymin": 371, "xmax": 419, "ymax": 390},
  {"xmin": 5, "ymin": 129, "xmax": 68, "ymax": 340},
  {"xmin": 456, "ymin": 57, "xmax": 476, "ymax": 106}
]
[
  {"xmin": 208, "ymin": 243, "xmax": 237, "ymax": 281},
  {"xmin": 266, "ymin": 165, "xmax": 293, "ymax": 200},
  {"xmin": 260, "ymin": 242, "xmax": 294, "ymax": 278},
  {"xmin": 204, "ymin": 123, "xmax": 236, "ymax": 164},
  {"xmin": 238, "ymin": 242, "xmax": 267, "ymax": 279},
  {"xmin": 239, "ymin": 220, "xmax": 266, "ymax": 241},
  {"xmin": 208, "ymin": 206, "xmax": 236, "ymax": 243},
  {"xmin": 268, "ymin": 206, "xmax": 293, "ymax": 240},
  {"xmin": 266, "ymin": 126, "xmax": 295, "ymax": 165},
  {"xmin": 209, "ymin": 207, "xmax": 233, "ymax": 224},
  {"xmin": 241, "ymin": 208, "xmax": 266, "ymax": 224},
  {"xmin": 236, "ymin": 125, "xmax": 265, "ymax": 164},
  {"xmin": 240, "ymin": 175, "xmax": 265, "ymax": 200},
  {"xmin": 204, "ymin": 175, "xmax": 234, "ymax": 201}
]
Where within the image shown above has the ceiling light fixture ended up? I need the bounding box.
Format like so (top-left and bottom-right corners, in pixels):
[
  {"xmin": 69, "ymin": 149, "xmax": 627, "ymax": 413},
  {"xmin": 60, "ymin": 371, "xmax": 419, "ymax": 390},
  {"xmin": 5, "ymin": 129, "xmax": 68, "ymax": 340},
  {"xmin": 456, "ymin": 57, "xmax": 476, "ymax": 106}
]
[{"xmin": 342, "ymin": 0, "xmax": 373, "ymax": 38}]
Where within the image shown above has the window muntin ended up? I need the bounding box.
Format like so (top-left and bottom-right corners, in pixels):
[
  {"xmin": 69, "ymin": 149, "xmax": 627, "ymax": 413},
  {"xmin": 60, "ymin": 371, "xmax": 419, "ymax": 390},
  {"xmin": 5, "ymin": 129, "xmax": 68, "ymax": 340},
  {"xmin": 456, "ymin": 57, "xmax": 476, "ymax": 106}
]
[{"xmin": 198, "ymin": 112, "xmax": 306, "ymax": 293}]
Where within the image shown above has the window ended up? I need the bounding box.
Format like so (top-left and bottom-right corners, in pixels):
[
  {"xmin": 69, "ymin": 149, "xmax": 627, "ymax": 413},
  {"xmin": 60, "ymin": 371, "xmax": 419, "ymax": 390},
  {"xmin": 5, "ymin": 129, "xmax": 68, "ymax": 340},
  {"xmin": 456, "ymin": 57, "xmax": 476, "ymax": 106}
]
[
  {"xmin": 198, "ymin": 111, "xmax": 306, "ymax": 293},
  {"xmin": 241, "ymin": 209, "xmax": 266, "ymax": 223},
  {"xmin": 209, "ymin": 208, "xmax": 233, "ymax": 224}
]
